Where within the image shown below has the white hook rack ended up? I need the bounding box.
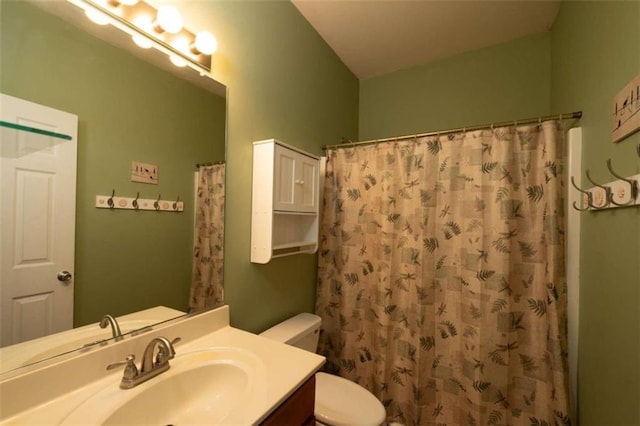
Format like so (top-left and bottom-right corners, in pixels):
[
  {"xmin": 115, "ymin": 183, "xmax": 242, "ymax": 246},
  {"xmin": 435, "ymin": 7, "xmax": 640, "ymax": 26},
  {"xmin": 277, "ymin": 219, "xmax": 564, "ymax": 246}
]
[
  {"xmin": 573, "ymin": 173, "xmax": 640, "ymax": 211},
  {"xmin": 96, "ymin": 193, "xmax": 183, "ymax": 212}
]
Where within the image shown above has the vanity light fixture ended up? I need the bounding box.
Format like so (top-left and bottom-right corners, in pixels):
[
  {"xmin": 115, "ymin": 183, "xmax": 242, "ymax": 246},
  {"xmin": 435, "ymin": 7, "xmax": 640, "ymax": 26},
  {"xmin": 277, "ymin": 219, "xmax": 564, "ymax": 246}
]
[{"xmin": 68, "ymin": 0, "xmax": 216, "ymax": 75}]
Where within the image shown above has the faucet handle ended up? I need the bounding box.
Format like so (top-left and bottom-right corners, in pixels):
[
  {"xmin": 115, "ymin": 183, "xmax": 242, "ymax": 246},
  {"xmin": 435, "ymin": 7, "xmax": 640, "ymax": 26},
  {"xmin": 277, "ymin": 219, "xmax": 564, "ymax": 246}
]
[
  {"xmin": 155, "ymin": 337, "xmax": 181, "ymax": 366},
  {"xmin": 107, "ymin": 354, "xmax": 139, "ymax": 380}
]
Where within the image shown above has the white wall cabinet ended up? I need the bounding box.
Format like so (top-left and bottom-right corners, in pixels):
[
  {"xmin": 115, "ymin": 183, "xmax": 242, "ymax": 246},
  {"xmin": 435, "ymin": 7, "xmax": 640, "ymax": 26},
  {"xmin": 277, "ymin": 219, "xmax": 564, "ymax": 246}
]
[{"xmin": 251, "ymin": 139, "xmax": 320, "ymax": 264}]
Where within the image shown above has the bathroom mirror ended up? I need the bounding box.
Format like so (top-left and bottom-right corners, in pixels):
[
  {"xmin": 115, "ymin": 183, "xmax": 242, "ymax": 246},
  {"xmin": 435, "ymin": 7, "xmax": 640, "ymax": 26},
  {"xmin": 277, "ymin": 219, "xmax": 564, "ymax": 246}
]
[{"xmin": 0, "ymin": 0, "xmax": 226, "ymax": 374}]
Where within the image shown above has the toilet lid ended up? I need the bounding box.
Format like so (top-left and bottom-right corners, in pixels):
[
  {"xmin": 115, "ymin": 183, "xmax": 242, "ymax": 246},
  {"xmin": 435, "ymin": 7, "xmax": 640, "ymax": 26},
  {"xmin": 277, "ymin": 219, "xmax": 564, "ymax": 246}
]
[{"xmin": 314, "ymin": 372, "xmax": 386, "ymax": 426}]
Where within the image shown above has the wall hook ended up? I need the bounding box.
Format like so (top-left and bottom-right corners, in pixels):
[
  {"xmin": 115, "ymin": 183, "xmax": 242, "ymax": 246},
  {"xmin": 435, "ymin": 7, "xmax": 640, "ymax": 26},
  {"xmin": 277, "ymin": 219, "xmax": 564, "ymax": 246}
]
[
  {"xmin": 584, "ymin": 169, "xmax": 611, "ymax": 208},
  {"xmin": 606, "ymin": 159, "xmax": 638, "ymax": 206},
  {"xmin": 107, "ymin": 190, "xmax": 115, "ymax": 208},
  {"xmin": 132, "ymin": 192, "xmax": 140, "ymax": 210},
  {"xmin": 173, "ymin": 196, "xmax": 181, "ymax": 211},
  {"xmin": 154, "ymin": 194, "xmax": 161, "ymax": 211},
  {"xmin": 570, "ymin": 176, "xmax": 593, "ymax": 211}
]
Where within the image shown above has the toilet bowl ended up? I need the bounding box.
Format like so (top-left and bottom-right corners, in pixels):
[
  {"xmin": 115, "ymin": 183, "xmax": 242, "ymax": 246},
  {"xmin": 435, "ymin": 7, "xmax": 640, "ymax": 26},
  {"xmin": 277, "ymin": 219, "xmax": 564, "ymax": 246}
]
[{"xmin": 260, "ymin": 313, "xmax": 386, "ymax": 426}]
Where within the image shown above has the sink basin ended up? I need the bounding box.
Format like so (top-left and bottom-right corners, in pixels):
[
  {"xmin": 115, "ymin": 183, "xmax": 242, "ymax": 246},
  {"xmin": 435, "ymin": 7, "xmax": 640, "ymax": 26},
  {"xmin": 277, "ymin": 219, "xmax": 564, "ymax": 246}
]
[{"xmin": 61, "ymin": 347, "xmax": 267, "ymax": 425}]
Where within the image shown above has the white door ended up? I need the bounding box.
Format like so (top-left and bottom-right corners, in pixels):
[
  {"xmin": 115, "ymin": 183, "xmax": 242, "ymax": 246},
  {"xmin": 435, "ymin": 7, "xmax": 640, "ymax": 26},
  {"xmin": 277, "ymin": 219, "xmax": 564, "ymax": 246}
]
[{"xmin": 0, "ymin": 94, "xmax": 78, "ymax": 347}]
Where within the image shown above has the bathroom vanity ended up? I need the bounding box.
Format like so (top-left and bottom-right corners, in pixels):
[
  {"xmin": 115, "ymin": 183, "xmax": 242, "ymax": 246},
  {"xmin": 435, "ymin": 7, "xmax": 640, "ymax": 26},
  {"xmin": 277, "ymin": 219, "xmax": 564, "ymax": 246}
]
[{"xmin": 0, "ymin": 306, "xmax": 324, "ymax": 425}]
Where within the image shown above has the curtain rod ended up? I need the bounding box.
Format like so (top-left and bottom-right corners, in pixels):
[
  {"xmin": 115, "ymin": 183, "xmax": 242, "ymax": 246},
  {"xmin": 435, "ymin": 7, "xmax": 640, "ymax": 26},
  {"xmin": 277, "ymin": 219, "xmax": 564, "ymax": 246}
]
[
  {"xmin": 195, "ymin": 161, "xmax": 225, "ymax": 168},
  {"xmin": 322, "ymin": 111, "xmax": 582, "ymax": 151}
]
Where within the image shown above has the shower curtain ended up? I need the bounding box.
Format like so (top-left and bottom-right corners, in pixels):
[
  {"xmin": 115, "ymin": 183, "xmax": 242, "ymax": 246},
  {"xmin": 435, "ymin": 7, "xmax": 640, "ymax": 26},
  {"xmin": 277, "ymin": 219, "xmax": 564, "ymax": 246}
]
[
  {"xmin": 316, "ymin": 122, "xmax": 571, "ymax": 425},
  {"xmin": 189, "ymin": 163, "xmax": 225, "ymax": 311}
]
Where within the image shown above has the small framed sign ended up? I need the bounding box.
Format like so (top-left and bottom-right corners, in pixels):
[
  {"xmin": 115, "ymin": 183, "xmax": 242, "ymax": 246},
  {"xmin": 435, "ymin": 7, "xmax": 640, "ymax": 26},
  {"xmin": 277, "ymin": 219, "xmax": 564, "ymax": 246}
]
[
  {"xmin": 131, "ymin": 160, "xmax": 158, "ymax": 184},
  {"xmin": 612, "ymin": 73, "xmax": 640, "ymax": 143}
]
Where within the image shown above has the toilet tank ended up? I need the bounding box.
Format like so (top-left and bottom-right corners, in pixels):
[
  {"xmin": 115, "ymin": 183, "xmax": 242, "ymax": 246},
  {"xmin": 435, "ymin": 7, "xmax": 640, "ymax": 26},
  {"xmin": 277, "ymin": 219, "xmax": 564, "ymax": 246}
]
[{"xmin": 259, "ymin": 313, "xmax": 321, "ymax": 352}]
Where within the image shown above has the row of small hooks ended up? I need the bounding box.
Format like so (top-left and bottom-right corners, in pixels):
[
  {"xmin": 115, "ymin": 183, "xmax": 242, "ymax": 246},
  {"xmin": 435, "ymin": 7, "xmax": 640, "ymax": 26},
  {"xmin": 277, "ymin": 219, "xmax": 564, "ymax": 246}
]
[
  {"xmin": 96, "ymin": 190, "xmax": 183, "ymax": 212},
  {"xmin": 571, "ymin": 156, "xmax": 640, "ymax": 211}
]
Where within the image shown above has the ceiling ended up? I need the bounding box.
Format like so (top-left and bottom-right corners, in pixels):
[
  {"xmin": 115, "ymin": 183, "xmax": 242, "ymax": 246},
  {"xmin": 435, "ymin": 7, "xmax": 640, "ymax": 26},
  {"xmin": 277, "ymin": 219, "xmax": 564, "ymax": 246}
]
[{"xmin": 291, "ymin": 0, "xmax": 562, "ymax": 80}]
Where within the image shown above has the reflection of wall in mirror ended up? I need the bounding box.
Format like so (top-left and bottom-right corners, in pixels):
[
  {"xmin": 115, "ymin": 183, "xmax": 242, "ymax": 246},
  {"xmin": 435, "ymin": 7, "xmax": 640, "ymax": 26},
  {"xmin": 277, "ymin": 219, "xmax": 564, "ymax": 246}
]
[{"xmin": 1, "ymin": 2, "xmax": 226, "ymax": 338}]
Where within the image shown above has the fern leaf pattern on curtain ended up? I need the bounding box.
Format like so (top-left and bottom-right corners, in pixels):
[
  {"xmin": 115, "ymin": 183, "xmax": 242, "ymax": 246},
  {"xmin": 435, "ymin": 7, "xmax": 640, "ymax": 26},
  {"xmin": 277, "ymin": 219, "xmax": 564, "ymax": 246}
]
[
  {"xmin": 189, "ymin": 163, "xmax": 225, "ymax": 311},
  {"xmin": 317, "ymin": 122, "xmax": 570, "ymax": 425}
]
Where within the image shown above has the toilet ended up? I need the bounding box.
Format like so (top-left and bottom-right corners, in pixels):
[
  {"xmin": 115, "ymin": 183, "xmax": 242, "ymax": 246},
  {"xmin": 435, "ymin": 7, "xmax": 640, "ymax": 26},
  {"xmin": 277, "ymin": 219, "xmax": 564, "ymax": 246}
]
[{"xmin": 260, "ymin": 313, "xmax": 386, "ymax": 426}]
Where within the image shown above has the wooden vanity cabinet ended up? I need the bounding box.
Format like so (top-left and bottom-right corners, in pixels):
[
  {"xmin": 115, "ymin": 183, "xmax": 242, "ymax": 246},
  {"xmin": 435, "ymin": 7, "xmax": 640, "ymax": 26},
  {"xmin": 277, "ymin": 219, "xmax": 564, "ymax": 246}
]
[{"xmin": 261, "ymin": 375, "xmax": 316, "ymax": 426}]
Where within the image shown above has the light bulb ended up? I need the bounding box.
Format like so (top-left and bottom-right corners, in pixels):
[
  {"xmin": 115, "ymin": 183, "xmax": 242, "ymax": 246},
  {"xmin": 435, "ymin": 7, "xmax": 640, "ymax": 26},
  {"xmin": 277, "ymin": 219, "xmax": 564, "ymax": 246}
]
[
  {"xmin": 169, "ymin": 38, "xmax": 190, "ymax": 67},
  {"xmin": 170, "ymin": 55, "xmax": 187, "ymax": 67},
  {"xmin": 108, "ymin": 0, "xmax": 138, "ymax": 5},
  {"xmin": 85, "ymin": 9, "xmax": 110, "ymax": 25},
  {"xmin": 155, "ymin": 6, "xmax": 183, "ymax": 34},
  {"xmin": 85, "ymin": 0, "xmax": 110, "ymax": 25},
  {"xmin": 132, "ymin": 15, "xmax": 154, "ymax": 48},
  {"xmin": 193, "ymin": 31, "xmax": 217, "ymax": 55},
  {"xmin": 132, "ymin": 34, "xmax": 153, "ymax": 48}
]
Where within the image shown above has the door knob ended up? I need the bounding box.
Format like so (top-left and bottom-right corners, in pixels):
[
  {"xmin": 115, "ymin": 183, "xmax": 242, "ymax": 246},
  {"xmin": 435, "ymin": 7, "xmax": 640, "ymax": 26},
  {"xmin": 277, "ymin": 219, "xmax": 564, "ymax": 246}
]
[{"xmin": 57, "ymin": 270, "xmax": 73, "ymax": 282}]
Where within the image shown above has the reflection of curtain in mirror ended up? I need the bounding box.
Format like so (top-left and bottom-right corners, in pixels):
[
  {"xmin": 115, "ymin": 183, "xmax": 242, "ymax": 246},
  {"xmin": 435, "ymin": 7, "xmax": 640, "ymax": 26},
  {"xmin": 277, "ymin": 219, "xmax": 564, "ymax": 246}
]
[
  {"xmin": 317, "ymin": 122, "xmax": 570, "ymax": 424},
  {"xmin": 189, "ymin": 164, "xmax": 225, "ymax": 311}
]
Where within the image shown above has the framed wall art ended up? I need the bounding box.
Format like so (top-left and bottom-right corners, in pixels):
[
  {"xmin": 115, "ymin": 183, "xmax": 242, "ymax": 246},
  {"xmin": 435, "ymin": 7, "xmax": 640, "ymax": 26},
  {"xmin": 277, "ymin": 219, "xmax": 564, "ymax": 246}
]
[{"xmin": 612, "ymin": 73, "xmax": 640, "ymax": 143}]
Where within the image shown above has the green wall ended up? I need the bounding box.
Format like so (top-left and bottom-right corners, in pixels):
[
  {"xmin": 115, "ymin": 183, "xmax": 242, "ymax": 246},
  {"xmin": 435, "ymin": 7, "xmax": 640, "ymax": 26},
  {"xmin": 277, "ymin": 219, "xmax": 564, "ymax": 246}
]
[
  {"xmin": 201, "ymin": 1, "xmax": 359, "ymax": 332},
  {"xmin": 551, "ymin": 1, "xmax": 640, "ymax": 424},
  {"xmin": 359, "ymin": 33, "xmax": 551, "ymax": 140},
  {"xmin": 1, "ymin": 2, "xmax": 226, "ymax": 325}
]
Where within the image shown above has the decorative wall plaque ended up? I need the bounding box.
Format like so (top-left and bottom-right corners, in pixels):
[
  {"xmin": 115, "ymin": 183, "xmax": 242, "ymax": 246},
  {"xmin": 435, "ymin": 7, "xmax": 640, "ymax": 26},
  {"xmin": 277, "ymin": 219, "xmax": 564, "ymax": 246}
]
[{"xmin": 612, "ymin": 73, "xmax": 640, "ymax": 143}]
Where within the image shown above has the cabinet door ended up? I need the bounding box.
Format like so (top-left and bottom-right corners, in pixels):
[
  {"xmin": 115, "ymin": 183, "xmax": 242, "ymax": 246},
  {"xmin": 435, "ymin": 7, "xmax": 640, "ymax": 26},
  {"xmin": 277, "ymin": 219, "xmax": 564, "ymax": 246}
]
[
  {"xmin": 273, "ymin": 144, "xmax": 297, "ymax": 211},
  {"xmin": 273, "ymin": 145, "xmax": 318, "ymax": 213},
  {"xmin": 297, "ymin": 154, "xmax": 318, "ymax": 213},
  {"xmin": 261, "ymin": 375, "xmax": 315, "ymax": 426}
]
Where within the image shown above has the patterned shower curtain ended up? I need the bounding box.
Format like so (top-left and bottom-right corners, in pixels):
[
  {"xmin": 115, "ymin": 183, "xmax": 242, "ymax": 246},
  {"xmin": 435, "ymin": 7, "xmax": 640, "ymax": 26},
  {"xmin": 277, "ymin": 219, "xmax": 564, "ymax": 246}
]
[
  {"xmin": 189, "ymin": 163, "xmax": 225, "ymax": 311},
  {"xmin": 317, "ymin": 122, "xmax": 571, "ymax": 425}
]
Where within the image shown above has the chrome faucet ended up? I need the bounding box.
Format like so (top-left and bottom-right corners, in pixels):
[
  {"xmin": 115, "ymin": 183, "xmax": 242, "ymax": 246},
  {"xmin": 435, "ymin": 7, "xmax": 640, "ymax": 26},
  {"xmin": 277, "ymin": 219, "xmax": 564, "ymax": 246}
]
[
  {"xmin": 107, "ymin": 336, "xmax": 181, "ymax": 389},
  {"xmin": 99, "ymin": 314, "xmax": 123, "ymax": 340}
]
